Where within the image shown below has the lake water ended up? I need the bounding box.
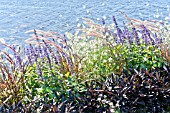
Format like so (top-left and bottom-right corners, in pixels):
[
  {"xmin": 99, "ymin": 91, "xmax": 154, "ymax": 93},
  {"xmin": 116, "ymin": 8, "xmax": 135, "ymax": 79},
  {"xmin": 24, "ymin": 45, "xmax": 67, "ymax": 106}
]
[{"xmin": 0, "ymin": 0, "xmax": 169, "ymax": 45}]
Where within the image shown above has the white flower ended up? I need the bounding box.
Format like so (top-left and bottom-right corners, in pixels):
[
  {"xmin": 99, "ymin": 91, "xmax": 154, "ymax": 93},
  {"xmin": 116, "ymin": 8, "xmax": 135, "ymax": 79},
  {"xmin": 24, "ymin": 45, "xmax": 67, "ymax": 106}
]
[
  {"xmin": 108, "ymin": 57, "xmax": 112, "ymax": 62},
  {"xmin": 94, "ymin": 55, "xmax": 98, "ymax": 60},
  {"xmin": 106, "ymin": 32, "xmax": 110, "ymax": 36},
  {"xmin": 97, "ymin": 97, "xmax": 101, "ymax": 101},
  {"xmin": 103, "ymin": 59, "xmax": 107, "ymax": 63},
  {"xmin": 116, "ymin": 101, "xmax": 120, "ymax": 107},
  {"xmin": 103, "ymin": 52, "xmax": 107, "ymax": 55},
  {"xmin": 110, "ymin": 109, "xmax": 115, "ymax": 112},
  {"xmin": 109, "ymin": 102, "xmax": 113, "ymax": 106}
]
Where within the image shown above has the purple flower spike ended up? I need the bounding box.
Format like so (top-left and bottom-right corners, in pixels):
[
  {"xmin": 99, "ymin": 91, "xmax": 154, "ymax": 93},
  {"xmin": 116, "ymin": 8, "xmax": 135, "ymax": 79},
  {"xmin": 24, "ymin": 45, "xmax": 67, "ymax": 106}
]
[
  {"xmin": 153, "ymin": 33, "xmax": 161, "ymax": 44},
  {"xmin": 55, "ymin": 50, "xmax": 62, "ymax": 66},
  {"xmin": 123, "ymin": 22, "xmax": 129, "ymax": 36},
  {"xmin": 128, "ymin": 33, "xmax": 133, "ymax": 44},
  {"xmin": 29, "ymin": 44, "xmax": 37, "ymax": 63},
  {"xmin": 37, "ymin": 66, "xmax": 42, "ymax": 76},
  {"xmin": 141, "ymin": 25, "xmax": 148, "ymax": 44},
  {"xmin": 117, "ymin": 27, "xmax": 124, "ymax": 44},
  {"xmin": 42, "ymin": 40, "xmax": 59, "ymax": 65},
  {"xmin": 42, "ymin": 45, "xmax": 53, "ymax": 71},
  {"xmin": 112, "ymin": 16, "xmax": 124, "ymax": 43},
  {"xmin": 112, "ymin": 16, "xmax": 118, "ymax": 27},
  {"xmin": 141, "ymin": 25, "xmax": 156, "ymax": 44},
  {"xmin": 15, "ymin": 53, "xmax": 22, "ymax": 68},
  {"xmin": 144, "ymin": 27, "xmax": 154, "ymax": 44},
  {"xmin": 12, "ymin": 45, "xmax": 22, "ymax": 68},
  {"xmin": 43, "ymin": 46, "xmax": 50, "ymax": 62},
  {"xmin": 143, "ymin": 33, "xmax": 148, "ymax": 44},
  {"xmin": 25, "ymin": 48, "xmax": 32, "ymax": 64},
  {"xmin": 35, "ymin": 47, "xmax": 41, "ymax": 58},
  {"xmin": 132, "ymin": 28, "xmax": 139, "ymax": 45},
  {"xmin": 102, "ymin": 18, "xmax": 105, "ymax": 25}
]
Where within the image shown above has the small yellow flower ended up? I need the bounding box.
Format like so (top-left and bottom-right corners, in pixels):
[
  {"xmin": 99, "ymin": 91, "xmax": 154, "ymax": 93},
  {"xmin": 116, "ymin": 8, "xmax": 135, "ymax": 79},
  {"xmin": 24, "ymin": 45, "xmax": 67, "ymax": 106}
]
[{"xmin": 65, "ymin": 72, "xmax": 70, "ymax": 78}]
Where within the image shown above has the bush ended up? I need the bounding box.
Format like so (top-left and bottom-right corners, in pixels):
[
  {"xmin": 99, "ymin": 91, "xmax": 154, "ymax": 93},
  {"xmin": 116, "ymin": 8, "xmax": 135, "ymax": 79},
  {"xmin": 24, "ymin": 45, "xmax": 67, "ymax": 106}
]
[{"xmin": 0, "ymin": 16, "xmax": 170, "ymax": 113}]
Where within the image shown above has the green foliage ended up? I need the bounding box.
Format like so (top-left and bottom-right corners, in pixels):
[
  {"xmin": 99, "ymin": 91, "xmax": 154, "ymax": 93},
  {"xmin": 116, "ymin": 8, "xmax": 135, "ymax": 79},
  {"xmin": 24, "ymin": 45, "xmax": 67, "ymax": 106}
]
[
  {"xmin": 81, "ymin": 39, "xmax": 166, "ymax": 79},
  {"xmin": 124, "ymin": 44, "xmax": 166, "ymax": 70},
  {"xmin": 25, "ymin": 59, "xmax": 72, "ymax": 101}
]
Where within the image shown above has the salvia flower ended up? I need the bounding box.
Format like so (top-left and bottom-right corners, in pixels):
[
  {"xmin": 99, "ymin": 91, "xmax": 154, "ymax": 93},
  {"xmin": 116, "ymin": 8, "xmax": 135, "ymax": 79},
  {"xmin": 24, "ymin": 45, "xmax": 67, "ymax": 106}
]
[
  {"xmin": 123, "ymin": 22, "xmax": 129, "ymax": 37},
  {"xmin": 144, "ymin": 26, "xmax": 155, "ymax": 45},
  {"xmin": 128, "ymin": 33, "xmax": 133, "ymax": 44},
  {"xmin": 55, "ymin": 50, "xmax": 62, "ymax": 66},
  {"xmin": 29, "ymin": 44, "xmax": 37, "ymax": 63},
  {"xmin": 102, "ymin": 18, "xmax": 105, "ymax": 25},
  {"xmin": 112, "ymin": 16, "xmax": 118, "ymax": 27},
  {"xmin": 42, "ymin": 40, "xmax": 58, "ymax": 65},
  {"xmin": 15, "ymin": 54, "xmax": 22, "ymax": 68},
  {"xmin": 132, "ymin": 27, "xmax": 140, "ymax": 45},
  {"xmin": 153, "ymin": 33, "xmax": 162, "ymax": 44},
  {"xmin": 42, "ymin": 45, "xmax": 52, "ymax": 70},
  {"xmin": 25, "ymin": 48, "xmax": 32, "ymax": 64},
  {"xmin": 140, "ymin": 26, "xmax": 148, "ymax": 44},
  {"xmin": 12, "ymin": 45, "xmax": 22, "ymax": 68},
  {"xmin": 122, "ymin": 22, "xmax": 133, "ymax": 44},
  {"xmin": 37, "ymin": 65, "xmax": 42, "ymax": 76},
  {"xmin": 112, "ymin": 17, "xmax": 124, "ymax": 44},
  {"xmin": 35, "ymin": 47, "xmax": 40, "ymax": 58}
]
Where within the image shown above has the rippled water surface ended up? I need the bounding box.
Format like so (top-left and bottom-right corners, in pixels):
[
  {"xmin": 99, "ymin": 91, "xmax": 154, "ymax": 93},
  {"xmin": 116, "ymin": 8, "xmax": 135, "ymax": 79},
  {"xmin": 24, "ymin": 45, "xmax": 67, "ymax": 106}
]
[{"xmin": 0, "ymin": 0, "xmax": 169, "ymax": 45}]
